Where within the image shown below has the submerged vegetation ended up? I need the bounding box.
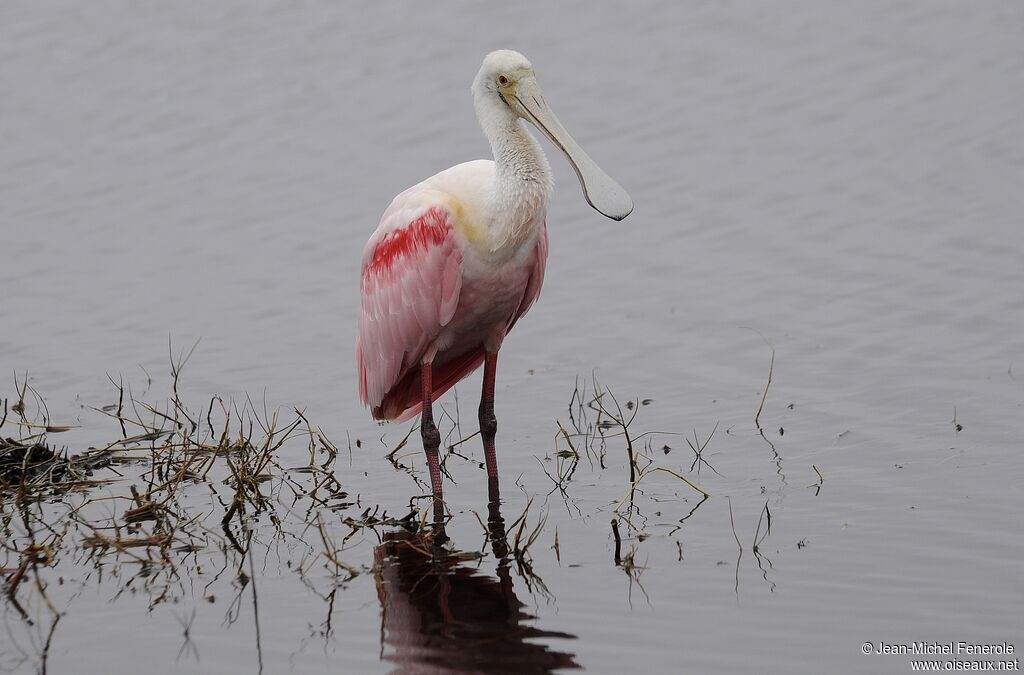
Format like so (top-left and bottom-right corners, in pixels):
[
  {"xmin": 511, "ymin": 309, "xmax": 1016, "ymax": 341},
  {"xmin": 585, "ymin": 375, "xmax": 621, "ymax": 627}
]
[
  {"xmin": 1, "ymin": 348, "xmax": 790, "ymax": 673},
  {"xmin": 1, "ymin": 353, "xmax": 379, "ymax": 672}
]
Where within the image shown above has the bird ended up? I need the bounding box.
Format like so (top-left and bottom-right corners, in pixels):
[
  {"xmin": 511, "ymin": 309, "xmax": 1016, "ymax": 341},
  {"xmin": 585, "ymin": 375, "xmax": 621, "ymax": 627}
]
[{"xmin": 356, "ymin": 50, "xmax": 632, "ymax": 514}]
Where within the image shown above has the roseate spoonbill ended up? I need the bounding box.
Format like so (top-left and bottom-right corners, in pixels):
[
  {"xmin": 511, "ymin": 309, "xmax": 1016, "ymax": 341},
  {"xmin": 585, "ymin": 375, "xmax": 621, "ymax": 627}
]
[{"xmin": 357, "ymin": 50, "xmax": 632, "ymax": 510}]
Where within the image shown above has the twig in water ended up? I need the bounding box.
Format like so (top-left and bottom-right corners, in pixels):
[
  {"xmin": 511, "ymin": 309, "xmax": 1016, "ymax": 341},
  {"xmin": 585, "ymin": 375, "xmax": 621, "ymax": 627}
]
[
  {"xmin": 727, "ymin": 497, "xmax": 742, "ymax": 597},
  {"xmin": 613, "ymin": 466, "xmax": 709, "ymax": 515},
  {"xmin": 809, "ymin": 464, "xmax": 824, "ymax": 496},
  {"xmin": 686, "ymin": 423, "xmax": 721, "ymax": 476},
  {"xmin": 610, "ymin": 519, "xmax": 622, "ymax": 566},
  {"xmin": 751, "ymin": 501, "xmax": 775, "ymax": 591},
  {"xmin": 754, "ymin": 346, "xmax": 774, "ymax": 428},
  {"xmin": 752, "ymin": 501, "xmax": 771, "ymax": 553},
  {"xmin": 316, "ymin": 513, "xmax": 360, "ymax": 580},
  {"xmin": 750, "ymin": 340, "xmax": 786, "ymax": 485},
  {"xmin": 384, "ymin": 424, "xmax": 416, "ymax": 462}
]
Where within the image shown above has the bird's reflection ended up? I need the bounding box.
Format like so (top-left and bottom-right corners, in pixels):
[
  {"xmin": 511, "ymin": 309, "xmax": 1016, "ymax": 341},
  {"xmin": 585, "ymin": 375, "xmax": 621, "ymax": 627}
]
[{"xmin": 374, "ymin": 496, "xmax": 579, "ymax": 673}]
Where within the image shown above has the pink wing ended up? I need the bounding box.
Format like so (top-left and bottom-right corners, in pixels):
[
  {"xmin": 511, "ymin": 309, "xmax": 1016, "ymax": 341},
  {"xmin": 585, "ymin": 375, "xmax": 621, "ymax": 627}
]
[
  {"xmin": 372, "ymin": 226, "xmax": 546, "ymax": 422},
  {"xmin": 357, "ymin": 205, "xmax": 463, "ymax": 420}
]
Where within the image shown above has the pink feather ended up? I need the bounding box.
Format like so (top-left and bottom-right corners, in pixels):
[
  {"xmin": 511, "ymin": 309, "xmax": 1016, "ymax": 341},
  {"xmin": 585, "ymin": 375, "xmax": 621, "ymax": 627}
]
[{"xmin": 357, "ymin": 200, "xmax": 548, "ymax": 422}]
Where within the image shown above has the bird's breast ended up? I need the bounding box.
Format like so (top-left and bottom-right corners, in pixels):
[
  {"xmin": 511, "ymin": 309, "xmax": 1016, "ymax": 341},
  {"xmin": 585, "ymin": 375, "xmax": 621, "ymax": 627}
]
[{"xmin": 436, "ymin": 228, "xmax": 542, "ymax": 355}]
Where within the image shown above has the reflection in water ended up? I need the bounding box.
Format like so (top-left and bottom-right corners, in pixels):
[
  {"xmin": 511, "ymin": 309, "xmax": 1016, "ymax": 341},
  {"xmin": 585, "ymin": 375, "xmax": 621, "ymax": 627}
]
[{"xmin": 374, "ymin": 502, "xmax": 579, "ymax": 673}]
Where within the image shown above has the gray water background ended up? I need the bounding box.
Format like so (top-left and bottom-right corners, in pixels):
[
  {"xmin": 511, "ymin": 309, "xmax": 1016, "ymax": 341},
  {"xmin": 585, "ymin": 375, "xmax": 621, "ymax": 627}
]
[{"xmin": 2, "ymin": 2, "xmax": 1023, "ymax": 673}]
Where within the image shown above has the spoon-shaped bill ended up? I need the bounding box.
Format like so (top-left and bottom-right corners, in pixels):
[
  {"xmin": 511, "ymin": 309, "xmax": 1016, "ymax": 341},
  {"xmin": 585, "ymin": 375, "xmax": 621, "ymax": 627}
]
[{"xmin": 511, "ymin": 78, "xmax": 633, "ymax": 221}]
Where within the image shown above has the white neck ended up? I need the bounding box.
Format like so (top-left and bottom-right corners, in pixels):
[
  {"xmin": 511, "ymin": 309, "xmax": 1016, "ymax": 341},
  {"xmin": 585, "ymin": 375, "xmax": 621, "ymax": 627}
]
[{"xmin": 474, "ymin": 91, "xmax": 553, "ymax": 251}]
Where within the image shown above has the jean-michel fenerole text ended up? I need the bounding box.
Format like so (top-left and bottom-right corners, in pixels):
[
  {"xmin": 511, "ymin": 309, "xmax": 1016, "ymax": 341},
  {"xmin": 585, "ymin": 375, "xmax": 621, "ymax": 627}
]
[{"xmin": 873, "ymin": 642, "xmax": 1015, "ymax": 656}]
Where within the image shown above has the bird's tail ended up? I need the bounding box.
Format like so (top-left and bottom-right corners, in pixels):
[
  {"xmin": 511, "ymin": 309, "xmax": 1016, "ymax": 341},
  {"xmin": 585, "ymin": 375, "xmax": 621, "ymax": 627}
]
[{"xmin": 372, "ymin": 348, "xmax": 486, "ymax": 422}]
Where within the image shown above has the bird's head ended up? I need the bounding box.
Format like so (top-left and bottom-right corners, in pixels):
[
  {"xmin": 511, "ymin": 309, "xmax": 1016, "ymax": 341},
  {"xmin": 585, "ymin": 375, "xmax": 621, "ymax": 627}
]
[
  {"xmin": 473, "ymin": 50, "xmax": 633, "ymax": 221},
  {"xmin": 474, "ymin": 49, "xmax": 536, "ymax": 101}
]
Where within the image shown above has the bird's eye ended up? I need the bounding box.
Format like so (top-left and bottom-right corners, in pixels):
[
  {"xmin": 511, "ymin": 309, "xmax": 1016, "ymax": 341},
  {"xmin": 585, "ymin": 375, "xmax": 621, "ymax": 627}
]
[{"xmin": 497, "ymin": 75, "xmax": 509, "ymax": 86}]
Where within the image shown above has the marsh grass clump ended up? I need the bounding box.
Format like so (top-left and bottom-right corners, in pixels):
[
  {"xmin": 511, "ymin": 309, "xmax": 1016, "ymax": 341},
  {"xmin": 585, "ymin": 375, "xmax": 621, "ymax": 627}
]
[
  {"xmin": 0, "ymin": 437, "xmax": 57, "ymax": 487},
  {"xmin": 1, "ymin": 376, "xmax": 118, "ymax": 499},
  {"xmin": 0, "ymin": 355, "xmax": 377, "ymax": 664},
  {"xmin": 2, "ymin": 360, "xmax": 732, "ymax": 671}
]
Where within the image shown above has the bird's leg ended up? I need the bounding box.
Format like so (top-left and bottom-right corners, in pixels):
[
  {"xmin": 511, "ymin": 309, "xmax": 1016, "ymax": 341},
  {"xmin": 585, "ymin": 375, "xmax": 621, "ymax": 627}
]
[
  {"xmin": 487, "ymin": 491, "xmax": 510, "ymax": 561},
  {"xmin": 479, "ymin": 351, "xmax": 500, "ymax": 499},
  {"xmin": 419, "ymin": 362, "xmax": 444, "ymax": 522}
]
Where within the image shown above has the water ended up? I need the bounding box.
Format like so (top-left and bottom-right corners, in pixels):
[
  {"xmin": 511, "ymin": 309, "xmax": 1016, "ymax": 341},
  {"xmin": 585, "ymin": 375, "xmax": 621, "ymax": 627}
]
[{"xmin": 2, "ymin": 2, "xmax": 1023, "ymax": 673}]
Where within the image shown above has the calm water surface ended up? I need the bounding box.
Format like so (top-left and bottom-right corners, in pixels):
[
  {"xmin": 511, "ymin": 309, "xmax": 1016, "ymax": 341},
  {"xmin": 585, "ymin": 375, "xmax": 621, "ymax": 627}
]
[{"xmin": 2, "ymin": 2, "xmax": 1023, "ymax": 673}]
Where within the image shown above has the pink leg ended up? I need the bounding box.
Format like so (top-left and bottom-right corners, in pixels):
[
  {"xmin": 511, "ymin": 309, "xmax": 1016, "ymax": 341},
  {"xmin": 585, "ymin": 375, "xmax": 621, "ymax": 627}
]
[
  {"xmin": 487, "ymin": 492, "xmax": 509, "ymax": 559},
  {"xmin": 419, "ymin": 362, "xmax": 444, "ymax": 521},
  {"xmin": 479, "ymin": 351, "xmax": 500, "ymax": 500}
]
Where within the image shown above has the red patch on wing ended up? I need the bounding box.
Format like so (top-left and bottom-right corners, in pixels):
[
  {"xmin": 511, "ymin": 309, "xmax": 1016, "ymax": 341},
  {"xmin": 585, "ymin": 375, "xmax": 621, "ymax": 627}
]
[{"xmin": 365, "ymin": 207, "xmax": 450, "ymax": 279}]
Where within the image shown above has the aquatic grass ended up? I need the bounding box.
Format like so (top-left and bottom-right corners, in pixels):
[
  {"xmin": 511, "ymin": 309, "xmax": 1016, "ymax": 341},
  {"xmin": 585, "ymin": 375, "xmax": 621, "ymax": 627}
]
[
  {"xmin": 809, "ymin": 464, "xmax": 825, "ymax": 495},
  {"xmin": 0, "ymin": 361, "xmax": 368, "ymax": 637},
  {"xmin": 2, "ymin": 361, "xmax": 726, "ymax": 671},
  {"xmin": 750, "ymin": 340, "xmax": 786, "ymax": 485}
]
